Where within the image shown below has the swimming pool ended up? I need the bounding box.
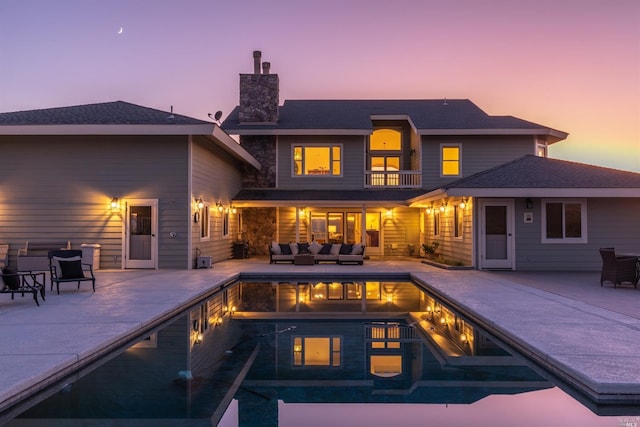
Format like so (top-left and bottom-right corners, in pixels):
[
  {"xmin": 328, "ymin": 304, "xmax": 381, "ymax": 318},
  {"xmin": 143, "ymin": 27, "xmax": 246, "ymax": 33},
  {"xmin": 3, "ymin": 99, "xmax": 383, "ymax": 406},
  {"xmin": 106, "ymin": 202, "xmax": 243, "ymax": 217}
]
[{"xmin": 4, "ymin": 280, "xmax": 638, "ymax": 426}]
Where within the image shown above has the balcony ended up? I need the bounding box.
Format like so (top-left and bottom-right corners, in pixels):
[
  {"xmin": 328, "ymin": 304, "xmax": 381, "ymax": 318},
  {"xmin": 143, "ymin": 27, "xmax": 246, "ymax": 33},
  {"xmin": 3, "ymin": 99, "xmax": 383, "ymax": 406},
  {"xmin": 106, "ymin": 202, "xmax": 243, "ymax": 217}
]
[{"xmin": 364, "ymin": 170, "xmax": 422, "ymax": 188}]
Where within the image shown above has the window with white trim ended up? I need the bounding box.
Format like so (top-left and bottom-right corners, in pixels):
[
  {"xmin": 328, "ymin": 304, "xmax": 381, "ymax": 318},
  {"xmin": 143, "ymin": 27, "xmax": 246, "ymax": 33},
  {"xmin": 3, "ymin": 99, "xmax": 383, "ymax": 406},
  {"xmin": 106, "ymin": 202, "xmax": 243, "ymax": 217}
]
[
  {"xmin": 454, "ymin": 205, "xmax": 464, "ymax": 238},
  {"xmin": 541, "ymin": 199, "xmax": 587, "ymax": 243},
  {"xmin": 200, "ymin": 205, "xmax": 210, "ymax": 241},
  {"xmin": 222, "ymin": 209, "xmax": 230, "ymax": 238},
  {"xmin": 293, "ymin": 145, "xmax": 342, "ymax": 176},
  {"xmin": 293, "ymin": 336, "xmax": 341, "ymax": 367},
  {"xmin": 441, "ymin": 144, "xmax": 461, "ymax": 176},
  {"xmin": 433, "ymin": 210, "xmax": 440, "ymax": 236}
]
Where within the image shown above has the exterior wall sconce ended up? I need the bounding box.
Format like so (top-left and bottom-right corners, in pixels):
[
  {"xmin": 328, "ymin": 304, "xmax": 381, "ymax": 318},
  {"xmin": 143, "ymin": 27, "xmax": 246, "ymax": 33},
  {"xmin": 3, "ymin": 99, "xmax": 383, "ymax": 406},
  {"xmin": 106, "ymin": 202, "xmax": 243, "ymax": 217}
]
[
  {"xmin": 110, "ymin": 197, "xmax": 120, "ymax": 212},
  {"xmin": 409, "ymin": 148, "xmax": 416, "ymax": 156},
  {"xmin": 216, "ymin": 201, "xmax": 224, "ymax": 212},
  {"xmin": 230, "ymin": 205, "xmax": 237, "ymax": 214},
  {"xmin": 459, "ymin": 198, "xmax": 468, "ymax": 209},
  {"xmin": 439, "ymin": 202, "xmax": 447, "ymax": 212},
  {"xmin": 425, "ymin": 204, "xmax": 433, "ymax": 215},
  {"xmin": 385, "ymin": 294, "xmax": 393, "ymax": 303},
  {"xmin": 385, "ymin": 209, "xmax": 393, "ymax": 218},
  {"xmin": 195, "ymin": 198, "xmax": 204, "ymax": 210},
  {"xmin": 526, "ymin": 198, "xmax": 533, "ymax": 209}
]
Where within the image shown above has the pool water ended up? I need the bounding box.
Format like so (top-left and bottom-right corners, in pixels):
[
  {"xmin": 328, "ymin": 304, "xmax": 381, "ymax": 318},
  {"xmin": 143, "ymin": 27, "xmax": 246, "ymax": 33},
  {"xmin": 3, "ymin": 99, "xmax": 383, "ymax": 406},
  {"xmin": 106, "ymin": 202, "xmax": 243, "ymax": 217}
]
[{"xmin": 4, "ymin": 280, "xmax": 638, "ymax": 426}]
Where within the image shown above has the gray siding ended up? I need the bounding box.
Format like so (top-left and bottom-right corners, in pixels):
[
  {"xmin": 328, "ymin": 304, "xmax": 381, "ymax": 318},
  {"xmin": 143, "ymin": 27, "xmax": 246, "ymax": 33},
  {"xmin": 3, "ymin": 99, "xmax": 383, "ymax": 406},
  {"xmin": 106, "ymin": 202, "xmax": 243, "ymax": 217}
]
[
  {"xmin": 422, "ymin": 135, "xmax": 534, "ymax": 190},
  {"xmin": 0, "ymin": 135, "xmax": 190, "ymax": 269},
  {"xmin": 515, "ymin": 197, "xmax": 640, "ymax": 270},
  {"xmin": 191, "ymin": 136, "xmax": 245, "ymax": 265},
  {"xmin": 382, "ymin": 208, "xmax": 421, "ymax": 257},
  {"xmin": 422, "ymin": 197, "xmax": 473, "ymax": 265},
  {"xmin": 276, "ymin": 135, "xmax": 365, "ymax": 190}
]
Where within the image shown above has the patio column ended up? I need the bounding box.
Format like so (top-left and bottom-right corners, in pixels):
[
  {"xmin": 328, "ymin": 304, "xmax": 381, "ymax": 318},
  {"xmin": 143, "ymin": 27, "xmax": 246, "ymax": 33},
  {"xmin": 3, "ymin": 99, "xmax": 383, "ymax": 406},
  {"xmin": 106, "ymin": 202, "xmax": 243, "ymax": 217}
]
[
  {"xmin": 295, "ymin": 207, "xmax": 300, "ymax": 242},
  {"xmin": 361, "ymin": 205, "xmax": 366, "ymax": 246}
]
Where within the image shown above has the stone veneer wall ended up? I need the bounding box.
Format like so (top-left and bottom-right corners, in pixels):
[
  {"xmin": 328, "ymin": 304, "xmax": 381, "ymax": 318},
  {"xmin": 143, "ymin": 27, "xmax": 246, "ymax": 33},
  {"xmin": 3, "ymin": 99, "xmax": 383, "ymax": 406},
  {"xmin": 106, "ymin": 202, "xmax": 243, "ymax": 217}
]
[
  {"xmin": 240, "ymin": 135, "xmax": 277, "ymax": 188},
  {"xmin": 242, "ymin": 207, "xmax": 276, "ymax": 256},
  {"xmin": 239, "ymin": 73, "xmax": 279, "ymax": 123}
]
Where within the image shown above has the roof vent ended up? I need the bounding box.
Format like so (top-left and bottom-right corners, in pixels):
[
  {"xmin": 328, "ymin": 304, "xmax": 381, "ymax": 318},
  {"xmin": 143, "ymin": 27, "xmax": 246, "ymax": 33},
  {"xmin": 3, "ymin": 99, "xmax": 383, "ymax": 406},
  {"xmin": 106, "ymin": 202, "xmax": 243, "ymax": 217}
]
[
  {"xmin": 442, "ymin": 98, "xmax": 448, "ymax": 106},
  {"xmin": 167, "ymin": 105, "xmax": 175, "ymax": 119}
]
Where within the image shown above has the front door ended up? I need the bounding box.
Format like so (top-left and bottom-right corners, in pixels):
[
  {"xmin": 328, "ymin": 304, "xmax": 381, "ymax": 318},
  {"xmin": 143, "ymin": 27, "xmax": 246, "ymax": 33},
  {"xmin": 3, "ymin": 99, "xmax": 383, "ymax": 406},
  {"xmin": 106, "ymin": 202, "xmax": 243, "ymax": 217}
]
[
  {"xmin": 124, "ymin": 199, "xmax": 158, "ymax": 269},
  {"xmin": 479, "ymin": 200, "xmax": 514, "ymax": 269}
]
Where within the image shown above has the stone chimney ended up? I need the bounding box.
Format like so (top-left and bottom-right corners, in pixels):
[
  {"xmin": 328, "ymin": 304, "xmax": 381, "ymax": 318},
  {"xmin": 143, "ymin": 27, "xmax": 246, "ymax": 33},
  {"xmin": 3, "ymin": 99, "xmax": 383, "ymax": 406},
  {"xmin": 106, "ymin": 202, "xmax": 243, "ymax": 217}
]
[{"xmin": 239, "ymin": 50, "xmax": 279, "ymax": 123}]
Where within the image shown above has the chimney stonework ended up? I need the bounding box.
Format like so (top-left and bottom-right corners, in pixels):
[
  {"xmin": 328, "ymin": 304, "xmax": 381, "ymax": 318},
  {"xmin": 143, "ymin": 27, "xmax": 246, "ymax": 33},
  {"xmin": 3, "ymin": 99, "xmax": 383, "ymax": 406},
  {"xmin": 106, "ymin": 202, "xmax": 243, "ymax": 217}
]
[{"xmin": 239, "ymin": 51, "xmax": 279, "ymax": 123}]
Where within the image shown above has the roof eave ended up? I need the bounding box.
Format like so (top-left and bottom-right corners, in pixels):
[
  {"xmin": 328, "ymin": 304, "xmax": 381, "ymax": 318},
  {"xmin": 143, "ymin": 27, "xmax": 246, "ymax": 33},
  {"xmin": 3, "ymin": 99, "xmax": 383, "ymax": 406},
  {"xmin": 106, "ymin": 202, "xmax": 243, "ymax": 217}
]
[
  {"xmin": 446, "ymin": 188, "xmax": 640, "ymax": 197},
  {"xmin": 223, "ymin": 128, "xmax": 371, "ymax": 136},
  {"xmin": 0, "ymin": 123, "xmax": 215, "ymax": 135},
  {"xmin": 205, "ymin": 125, "xmax": 262, "ymax": 170}
]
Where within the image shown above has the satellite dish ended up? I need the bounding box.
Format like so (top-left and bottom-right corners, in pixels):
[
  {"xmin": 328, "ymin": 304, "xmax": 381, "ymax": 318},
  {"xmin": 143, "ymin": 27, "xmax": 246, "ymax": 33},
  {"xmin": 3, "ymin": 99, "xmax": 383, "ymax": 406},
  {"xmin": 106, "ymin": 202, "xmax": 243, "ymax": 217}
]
[{"xmin": 214, "ymin": 111, "xmax": 222, "ymax": 121}]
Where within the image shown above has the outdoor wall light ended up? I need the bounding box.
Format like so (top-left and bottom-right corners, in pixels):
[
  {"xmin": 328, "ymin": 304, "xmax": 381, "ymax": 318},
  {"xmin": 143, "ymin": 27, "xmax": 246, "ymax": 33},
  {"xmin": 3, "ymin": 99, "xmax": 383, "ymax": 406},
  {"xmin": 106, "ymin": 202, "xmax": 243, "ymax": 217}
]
[
  {"xmin": 526, "ymin": 198, "xmax": 533, "ymax": 209},
  {"xmin": 386, "ymin": 294, "xmax": 393, "ymax": 303},
  {"xmin": 216, "ymin": 201, "xmax": 224, "ymax": 212},
  {"xmin": 459, "ymin": 198, "xmax": 468, "ymax": 209},
  {"xmin": 425, "ymin": 204, "xmax": 433, "ymax": 215},
  {"xmin": 110, "ymin": 197, "xmax": 120, "ymax": 212},
  {"xmin": 440, "ymin": 202, "xmax": 447, "ymax": 212},
  {"xmin": 195, "ymin": 198, "xmax": 204, "ymax": 210},
  {"xmin": 440, "ymin": 317, "xmax": 447, "ymax": 326},
  {"xmin": 460, "ymin": 333, "xmax": 468, "ymax": 343},
  {"xmin": 230, "ymin": 205, "xmax": 237, "ymax": 214},
  {"xmin": 385, "ymin": 209, "xmax": 393, "ymax": 218}
]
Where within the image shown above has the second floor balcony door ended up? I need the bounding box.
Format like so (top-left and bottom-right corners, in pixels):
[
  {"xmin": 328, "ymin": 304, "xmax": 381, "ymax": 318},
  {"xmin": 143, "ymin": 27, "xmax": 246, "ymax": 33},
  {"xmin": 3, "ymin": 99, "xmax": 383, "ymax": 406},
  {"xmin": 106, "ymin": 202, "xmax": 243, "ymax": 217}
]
[{"xmin": 370, "ymin": 156, "xmax": 400, "ymax": 186}]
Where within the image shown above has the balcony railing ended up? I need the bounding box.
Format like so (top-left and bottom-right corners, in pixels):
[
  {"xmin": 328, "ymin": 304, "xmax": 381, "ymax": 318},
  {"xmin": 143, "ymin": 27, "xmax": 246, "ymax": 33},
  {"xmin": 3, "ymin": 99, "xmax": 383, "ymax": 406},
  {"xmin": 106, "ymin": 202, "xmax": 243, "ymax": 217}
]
[{"xmin": 364, "ymin": 170, "xmax": 422, "ymax": 188}]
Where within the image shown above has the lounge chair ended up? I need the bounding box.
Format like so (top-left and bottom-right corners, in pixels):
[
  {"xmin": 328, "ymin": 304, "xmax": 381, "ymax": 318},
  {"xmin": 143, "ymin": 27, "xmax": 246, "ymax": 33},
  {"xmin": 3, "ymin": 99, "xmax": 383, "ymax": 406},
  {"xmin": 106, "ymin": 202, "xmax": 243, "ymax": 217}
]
[
  {"xmin": 48, "ymin": 250, "xmax": 96, "ymax": 294},
  {"xmin": 598, "ymin": 248, "xmax": 638, "ymax": 288}
]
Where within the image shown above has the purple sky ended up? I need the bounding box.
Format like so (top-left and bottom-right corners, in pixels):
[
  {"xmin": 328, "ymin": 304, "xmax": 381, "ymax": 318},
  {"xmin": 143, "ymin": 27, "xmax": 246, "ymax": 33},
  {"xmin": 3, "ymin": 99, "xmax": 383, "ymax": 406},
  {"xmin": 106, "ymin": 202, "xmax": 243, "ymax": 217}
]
[{"xmin": 1, "ymin": 0, "xmax": 638, "ymax": 171}]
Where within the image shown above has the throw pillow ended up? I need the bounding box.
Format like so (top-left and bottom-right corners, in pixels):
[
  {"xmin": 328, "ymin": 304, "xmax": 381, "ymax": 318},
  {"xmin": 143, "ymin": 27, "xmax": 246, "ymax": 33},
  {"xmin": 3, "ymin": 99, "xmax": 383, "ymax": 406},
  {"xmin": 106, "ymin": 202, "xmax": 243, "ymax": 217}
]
[
  {"xmin": 289, "ymin": 243, "xmax": 299, "ymax": 256},
  {"xmin": 54, "ymin": 256, "xmax": 84, "ymax": 279},
  {"xmin": 352, "ymin": 244, "xmax": 363, "ymax": 255},
  {"xmin": 330, "ymin": 244, "xmax": 342, "ymax": 256},
  {"xmin": 308, "ymin": 241, "xmax": 322, "ymax": 255},
  {"xmin": 2, "ymin": 268, "xmax": 20, "ymax": 290},
  {"xmin": 339, "ymin": 244, "xmax": 353, "ymax": 255},
  {"xmin": 279, "ymin": 243, "xmax": 292, "ymax": 255},
  {"xmin": 298, "ymin": 242, "xmax": 310, "ymax": 254},
  {"xmin": 319, "ymin": 244, "xmax": 332, "ymax": 255},
  {"xmin": 271, "ymin": 241, "xmax": 281, "ymax": 255}
]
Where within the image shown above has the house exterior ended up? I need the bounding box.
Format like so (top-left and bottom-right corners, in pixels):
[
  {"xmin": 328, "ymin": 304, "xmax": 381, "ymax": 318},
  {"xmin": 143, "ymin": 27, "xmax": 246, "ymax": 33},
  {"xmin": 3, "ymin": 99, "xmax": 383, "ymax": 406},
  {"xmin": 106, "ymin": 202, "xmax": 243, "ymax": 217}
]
[
  {"xmin": 221, "ymin": 51, "xmax": 640, "ymax": 270},
  {"xmin": 0, "ymin": 101, "xmax": 259, "ymax": 270}
]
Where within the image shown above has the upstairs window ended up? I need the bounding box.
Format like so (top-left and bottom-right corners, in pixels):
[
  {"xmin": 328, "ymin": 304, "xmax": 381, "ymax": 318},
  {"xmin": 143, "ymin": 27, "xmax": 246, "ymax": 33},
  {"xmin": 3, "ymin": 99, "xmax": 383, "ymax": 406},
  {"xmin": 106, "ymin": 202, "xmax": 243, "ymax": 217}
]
[
  {"xmin": 370, "ymin": 129, "xmax": 401, "ymax": 151},
  {"xmin": 542, "ymin": 199, "xmax": 587, "ymax": 243},
  {"xmin": 441, "ymin": 145, "xmax": 461, "ymax": 176},
  {"xmin": 293, "ymin": 145, "xmax": 342, "ymax": 176}
]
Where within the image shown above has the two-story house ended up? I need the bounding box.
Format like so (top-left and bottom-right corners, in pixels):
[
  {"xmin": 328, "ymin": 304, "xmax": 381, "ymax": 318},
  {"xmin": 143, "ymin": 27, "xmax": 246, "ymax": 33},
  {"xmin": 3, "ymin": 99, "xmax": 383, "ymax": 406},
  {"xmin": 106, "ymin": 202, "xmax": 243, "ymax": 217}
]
[{"xmin": 222, "ymin": 51, "xmax": 640, "ymax": 270}]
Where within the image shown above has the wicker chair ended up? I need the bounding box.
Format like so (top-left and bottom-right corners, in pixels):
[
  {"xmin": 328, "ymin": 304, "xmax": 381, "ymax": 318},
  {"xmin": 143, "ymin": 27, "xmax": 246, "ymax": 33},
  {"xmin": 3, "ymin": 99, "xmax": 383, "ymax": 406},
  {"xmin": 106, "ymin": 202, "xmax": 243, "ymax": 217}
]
[{"xmin": 598, "ymin": 248, "xmax": 638, "ymax": 288}]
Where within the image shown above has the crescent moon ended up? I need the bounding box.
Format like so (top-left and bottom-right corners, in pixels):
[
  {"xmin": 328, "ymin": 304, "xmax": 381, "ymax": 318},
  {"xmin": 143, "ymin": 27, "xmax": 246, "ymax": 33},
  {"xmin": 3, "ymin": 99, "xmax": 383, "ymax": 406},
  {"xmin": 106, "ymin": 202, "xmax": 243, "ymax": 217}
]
[{"xmin": 118, "ymin": 27, "xmax": 123, "ymax": 34}]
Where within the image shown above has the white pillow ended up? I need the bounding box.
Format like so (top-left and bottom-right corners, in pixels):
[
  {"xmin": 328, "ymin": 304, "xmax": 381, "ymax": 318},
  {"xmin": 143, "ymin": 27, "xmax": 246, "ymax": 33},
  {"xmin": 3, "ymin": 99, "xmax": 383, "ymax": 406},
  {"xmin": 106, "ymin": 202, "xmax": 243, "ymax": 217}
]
[
  {"xmin": 308, "ymin": 241, "xmax": 322, "ymax": 255},
  {"xmin": 352, "ymin": 244, "xmax": 363, "ymax": 255},
  {"xmin": 289, "ymin": 243, "xmax": 299, "ymax": 255},
  {"xmin": 330, "ymin": 244, "xmax": 341, "ymax": 255},
  {"xmin": 271, "ymin": 241, "xmax": 281, "ymax": 255}
]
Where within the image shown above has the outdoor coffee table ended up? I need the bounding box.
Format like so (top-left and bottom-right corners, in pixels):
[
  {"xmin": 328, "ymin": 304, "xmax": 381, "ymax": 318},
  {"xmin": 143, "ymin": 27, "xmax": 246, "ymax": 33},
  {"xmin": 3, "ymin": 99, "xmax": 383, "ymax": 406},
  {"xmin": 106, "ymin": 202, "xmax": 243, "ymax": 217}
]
[{"xmin": 294, "ymin": 254, "xmax": 315, "ymax": 265}]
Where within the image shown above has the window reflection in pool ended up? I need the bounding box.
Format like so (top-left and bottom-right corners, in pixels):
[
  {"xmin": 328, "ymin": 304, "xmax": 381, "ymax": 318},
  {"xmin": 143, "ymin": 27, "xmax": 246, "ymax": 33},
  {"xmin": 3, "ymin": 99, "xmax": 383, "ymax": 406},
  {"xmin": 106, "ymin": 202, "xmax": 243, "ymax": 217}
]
[{"xmin": 6, "ymin": 281, "xmax": 633, "ymax": 426}]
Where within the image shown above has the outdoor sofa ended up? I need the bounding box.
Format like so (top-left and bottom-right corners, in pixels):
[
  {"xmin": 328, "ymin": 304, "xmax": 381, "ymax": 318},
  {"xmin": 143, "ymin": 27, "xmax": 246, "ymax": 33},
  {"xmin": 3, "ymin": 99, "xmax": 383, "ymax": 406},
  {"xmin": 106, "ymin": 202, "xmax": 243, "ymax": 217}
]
[{"xmin": 269, "ymin": 241, "xmax": 365, "ymax": 265}]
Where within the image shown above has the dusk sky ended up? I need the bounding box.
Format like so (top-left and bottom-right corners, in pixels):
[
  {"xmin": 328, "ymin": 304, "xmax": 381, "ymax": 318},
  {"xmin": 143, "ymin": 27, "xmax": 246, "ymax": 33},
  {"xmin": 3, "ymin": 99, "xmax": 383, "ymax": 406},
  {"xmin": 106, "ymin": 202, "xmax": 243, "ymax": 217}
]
[{"xmin": 1, "ymin": 0, "xmax": 638, "ymax": 172}]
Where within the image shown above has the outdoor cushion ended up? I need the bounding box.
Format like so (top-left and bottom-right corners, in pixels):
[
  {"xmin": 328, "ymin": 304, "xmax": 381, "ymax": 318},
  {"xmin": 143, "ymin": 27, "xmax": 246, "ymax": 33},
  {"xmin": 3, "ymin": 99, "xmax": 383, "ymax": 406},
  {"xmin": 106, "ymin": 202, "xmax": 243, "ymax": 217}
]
[
  {"xmin": 54, "ymin": 256, "xmax": 84, "ymax": 279},
  {"xmin": 279, "ymin": 243, "xmax": 292, "ymax": 255},
  {"xmin": 339, "ymin": 244, "xmax": 353, "ymax": 255},
  {"xmin": 298, "ymin": 242, "xmax": 310, "ymax": 254},
  {"xmin": 308, "ymin": 241, "xmax": 322, "ymax": 255},
  {"xmin": 319, "ymin": 244, "xmax": 332, "ymax": 255},
  {"xmin": 2, "ymin": 267, "xmax": 20, "ymax": 290},
  {"xmin": 289, "ymin": 243, "xmax": 299, "ymax": 255},
  {"xmin": 330, "ymin": 244, "xmax": 342, "ymax": 256},
  {"xmin": 271, "ymin": 241, "xmax": 281, "ymax": 255},
  {"xmin": 352, "ymin": 244, "xmax": 363, "ymax": 255}
]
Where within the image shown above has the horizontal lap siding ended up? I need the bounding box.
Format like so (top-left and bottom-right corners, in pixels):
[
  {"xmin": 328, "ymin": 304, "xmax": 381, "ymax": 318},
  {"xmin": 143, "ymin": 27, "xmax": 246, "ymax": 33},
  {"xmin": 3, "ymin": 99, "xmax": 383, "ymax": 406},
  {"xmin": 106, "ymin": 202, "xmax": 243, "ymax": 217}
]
[
  {"xmin": 515, "ymin": 198, "xmax": 640, "ymax": 270},
  {"xmin": 0, "ymin": 135, "xmax": 189, "ymax": 269},
  {"xmin": 191, "ymin": 138, "xmax": 244, "ymax": 264},
  {"xmin": 277, "ymin": 135, "xmax": 364, "ymax": 190},
  {"xmin": 422, "ymin": 136, "xmax": 533, "ymax": 190},
  {"xmin": 422, "ymin": 198, "xmax": 473, "ymax": 264},
  {"xmin": 382, "ymin": 208, "xmax": 421, "ymax": 256}
]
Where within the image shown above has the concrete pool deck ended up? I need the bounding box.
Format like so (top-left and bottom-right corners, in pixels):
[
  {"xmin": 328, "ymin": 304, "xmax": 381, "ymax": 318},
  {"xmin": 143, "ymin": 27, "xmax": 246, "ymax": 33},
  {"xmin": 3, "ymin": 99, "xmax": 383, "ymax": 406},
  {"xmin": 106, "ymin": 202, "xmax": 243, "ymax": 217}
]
[{"xmin": 0, "ymin": 257, "xmax": 639, "ymax": 419}]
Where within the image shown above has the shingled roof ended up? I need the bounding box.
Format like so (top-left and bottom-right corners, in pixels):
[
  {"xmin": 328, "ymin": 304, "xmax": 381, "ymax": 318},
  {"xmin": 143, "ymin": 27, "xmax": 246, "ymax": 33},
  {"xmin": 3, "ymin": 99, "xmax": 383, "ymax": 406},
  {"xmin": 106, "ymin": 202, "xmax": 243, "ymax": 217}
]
[
  {"xmin": 222, "ymin": 99, "xmax": 567, "ymax": 141},
  {"xmin": 0, "ymin": 101, "xmax": 209, "ymax": 126}
]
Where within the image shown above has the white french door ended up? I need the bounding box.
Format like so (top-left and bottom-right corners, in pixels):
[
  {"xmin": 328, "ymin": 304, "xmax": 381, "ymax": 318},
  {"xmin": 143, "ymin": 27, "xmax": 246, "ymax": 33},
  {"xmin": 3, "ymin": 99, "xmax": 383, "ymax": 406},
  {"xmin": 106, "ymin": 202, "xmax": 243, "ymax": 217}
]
[
  {"xmin": 479, "ymin": 199, "xmax": 514, "ymax": 270},
  {"xmin": 124, "ymin": 199, "xmax": 158, "ymax": 269}
]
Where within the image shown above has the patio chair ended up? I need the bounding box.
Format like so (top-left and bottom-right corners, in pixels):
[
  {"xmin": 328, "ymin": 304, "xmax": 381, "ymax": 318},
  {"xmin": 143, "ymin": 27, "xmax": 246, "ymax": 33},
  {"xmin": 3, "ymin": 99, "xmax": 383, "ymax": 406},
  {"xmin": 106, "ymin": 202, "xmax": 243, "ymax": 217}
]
[
  {"xmin": 48, "ymin": 250, "xmax": 96, "ymax": 294},
  {"xmin": 598, "ymin": 248, "xmax": 638, "ymax": 288}
]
